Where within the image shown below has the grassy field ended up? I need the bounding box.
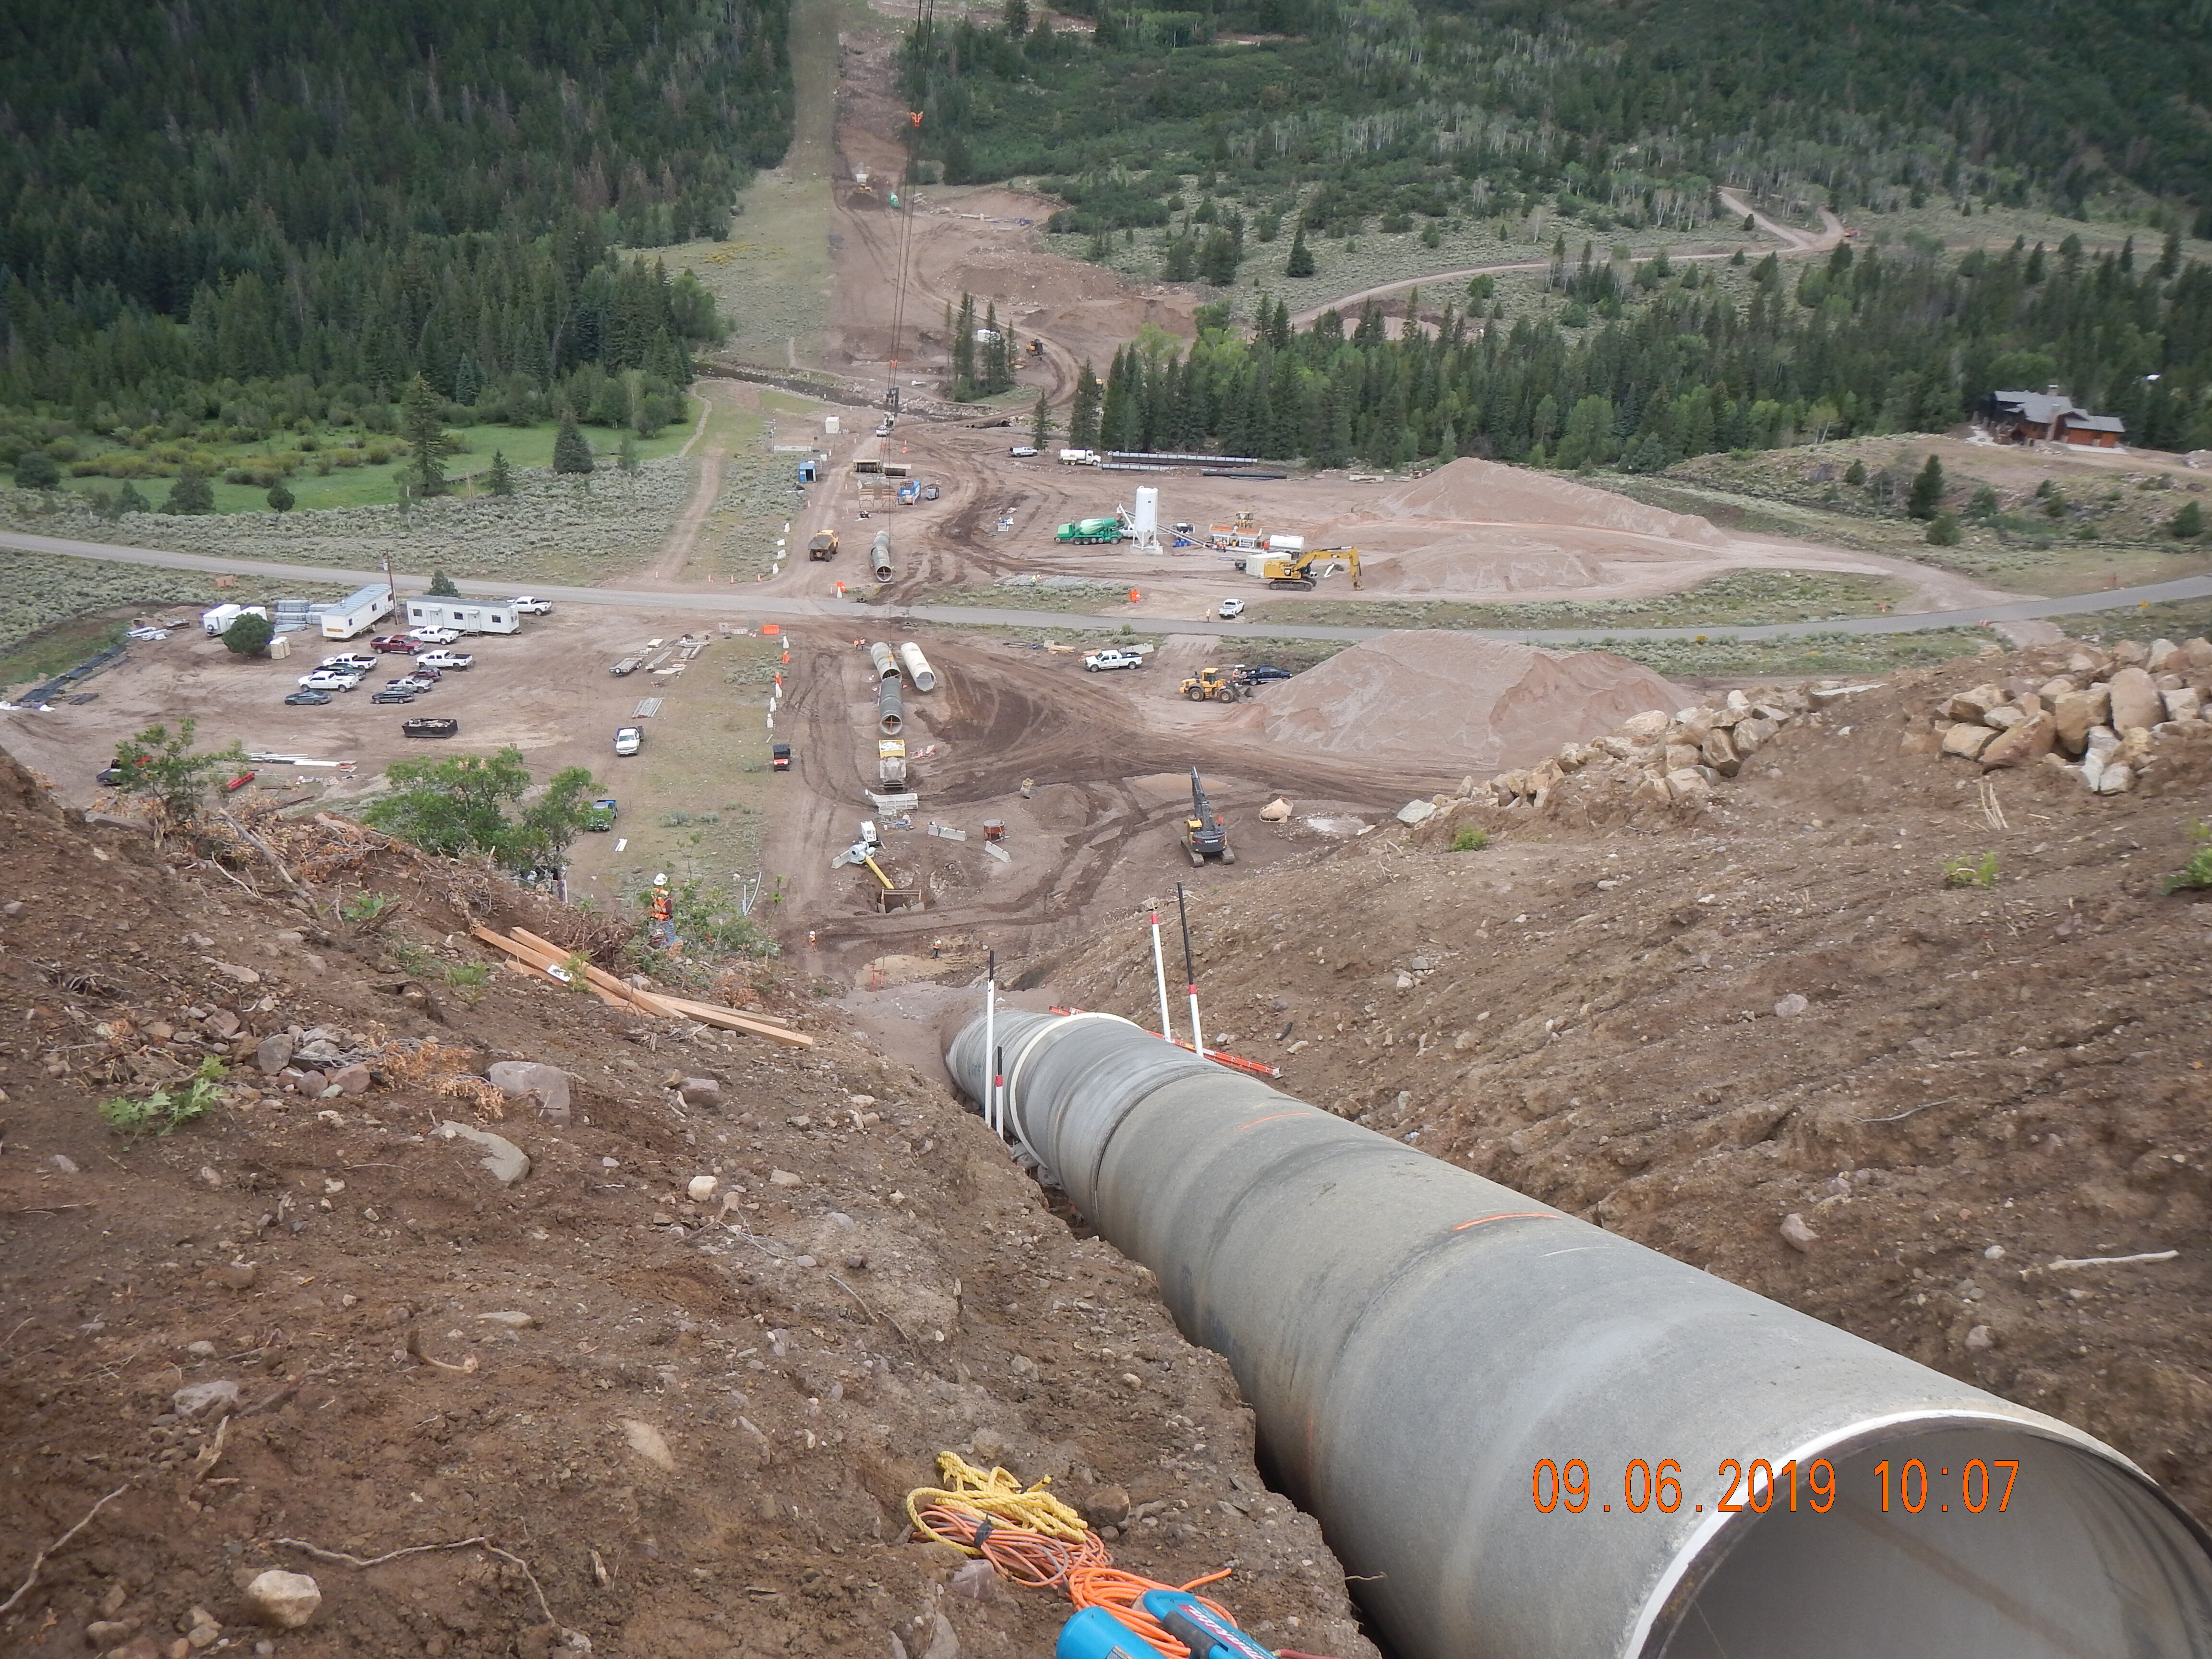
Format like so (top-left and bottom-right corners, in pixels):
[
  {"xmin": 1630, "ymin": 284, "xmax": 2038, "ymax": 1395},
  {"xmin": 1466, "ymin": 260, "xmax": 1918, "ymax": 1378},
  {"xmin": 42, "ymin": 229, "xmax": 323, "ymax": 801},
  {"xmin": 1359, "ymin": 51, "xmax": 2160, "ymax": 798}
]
[
  {"xmin": 658, "ymin": 0, "xmax": 860, "ymax": 371},
  {"xmin": 1612, "ymin": 441, "xmax": 2212, "ymax": 597},
  {"xmin": 681, "ymin": 387, "xmax": 828, "ymax": 582},
  {"xmin": 1052, "ymin": 171, "xmax": 2203, "ymax": 332},
  {"xmin": 1596, "ymin": 628, "xmax": 1992, "ymax": 680},
  {"xmin": 46, "ymin": 411, "xmax": 700, "ymax": 518},
  {"xmin": 906, "ymin": 578, "xmax": 1134, "ymax": 611},
  {"xmin": 1246, "ymin": 570, "xmax": 1915, "ymax": 632},
  {"xmin": 2058, "ymin": 598, "xmax": 2212, "ymax": 642},
  {"xmin": 0, "ymin": 553, "xmax": 351, "ymax": 697},
  {"xmin": 566, "ymin": 632, "xmax": 786, "ymax": 911}
]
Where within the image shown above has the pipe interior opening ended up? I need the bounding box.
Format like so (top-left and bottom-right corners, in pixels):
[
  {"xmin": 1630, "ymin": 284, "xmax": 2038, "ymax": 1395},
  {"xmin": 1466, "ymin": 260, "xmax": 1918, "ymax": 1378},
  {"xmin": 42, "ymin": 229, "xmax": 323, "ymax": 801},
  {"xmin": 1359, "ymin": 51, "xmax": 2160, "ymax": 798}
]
[{"xmin": 1655, "ymin": 1427, "xmax": 2212, "ymax": 1659}]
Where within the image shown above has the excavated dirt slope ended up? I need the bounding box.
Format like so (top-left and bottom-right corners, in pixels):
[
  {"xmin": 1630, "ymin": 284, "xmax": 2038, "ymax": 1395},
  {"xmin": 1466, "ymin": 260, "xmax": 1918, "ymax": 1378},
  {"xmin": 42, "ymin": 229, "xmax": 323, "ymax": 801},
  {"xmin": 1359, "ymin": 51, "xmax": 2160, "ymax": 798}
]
[
  {"xmin": 1231, "ymin": 632, "xmax": 1686, "ymax": 777},
  {"xmin": 0, "ymin": 752, "xmax": 1374, "ymax": 1659},
  {"xmin": 1046, "ymin": 637, "xmax": 2212, "ymax": 1521}
]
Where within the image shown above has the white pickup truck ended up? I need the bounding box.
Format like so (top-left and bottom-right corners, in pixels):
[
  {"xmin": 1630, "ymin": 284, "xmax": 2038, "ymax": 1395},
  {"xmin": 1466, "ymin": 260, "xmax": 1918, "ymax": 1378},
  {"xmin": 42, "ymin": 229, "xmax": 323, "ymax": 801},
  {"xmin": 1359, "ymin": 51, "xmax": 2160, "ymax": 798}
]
[{"xmin": 1083, "ymin": 648, "xmax": 1144, "ymax": 673}]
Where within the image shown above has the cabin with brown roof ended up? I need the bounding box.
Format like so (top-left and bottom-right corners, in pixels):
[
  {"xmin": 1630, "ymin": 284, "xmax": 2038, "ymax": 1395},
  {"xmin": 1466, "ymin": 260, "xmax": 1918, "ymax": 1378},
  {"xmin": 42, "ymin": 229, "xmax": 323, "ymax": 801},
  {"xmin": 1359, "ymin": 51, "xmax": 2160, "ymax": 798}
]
[{"xmin": 1982, "ymin": 388, "xmax": 2127, "ymax": 447}]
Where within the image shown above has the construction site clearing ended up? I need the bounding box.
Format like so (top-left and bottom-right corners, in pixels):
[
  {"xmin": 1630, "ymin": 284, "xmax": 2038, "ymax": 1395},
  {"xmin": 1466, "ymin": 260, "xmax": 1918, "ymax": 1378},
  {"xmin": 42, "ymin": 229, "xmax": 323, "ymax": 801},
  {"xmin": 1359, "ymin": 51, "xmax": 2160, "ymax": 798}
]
[
  {"xmin": 14, "ymin": 170, "xmax": 2212, "ymax": 1657},
  {"xmin": 7, "ymin": 604, "xmax": 2212, "ymax": 1656},
  {"xmin": 12, "ymin": 433, "xmax": 2212, "ymax": 1649}
]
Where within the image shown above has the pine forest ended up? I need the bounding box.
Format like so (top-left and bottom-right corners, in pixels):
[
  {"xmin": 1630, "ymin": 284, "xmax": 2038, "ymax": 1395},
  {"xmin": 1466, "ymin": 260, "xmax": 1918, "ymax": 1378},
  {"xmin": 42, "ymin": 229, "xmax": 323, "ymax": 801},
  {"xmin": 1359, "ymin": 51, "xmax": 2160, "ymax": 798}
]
[{"xmin": 0, "ymin": 0, "xmax": 794, "ymax": 448}]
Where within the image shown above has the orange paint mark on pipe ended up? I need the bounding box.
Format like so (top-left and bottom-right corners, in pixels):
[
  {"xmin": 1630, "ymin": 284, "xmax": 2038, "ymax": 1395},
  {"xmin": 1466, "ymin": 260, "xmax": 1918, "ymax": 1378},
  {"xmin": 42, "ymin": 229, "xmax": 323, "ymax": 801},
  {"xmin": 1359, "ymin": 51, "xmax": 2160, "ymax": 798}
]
[
  {"xmin": 1236, "ymin": 1111, "xmax": 1304, "ymax": 1132},
  {"xmin": 1452, "ymin": 1212, "xmax": 1558, "ymax": 1231}
]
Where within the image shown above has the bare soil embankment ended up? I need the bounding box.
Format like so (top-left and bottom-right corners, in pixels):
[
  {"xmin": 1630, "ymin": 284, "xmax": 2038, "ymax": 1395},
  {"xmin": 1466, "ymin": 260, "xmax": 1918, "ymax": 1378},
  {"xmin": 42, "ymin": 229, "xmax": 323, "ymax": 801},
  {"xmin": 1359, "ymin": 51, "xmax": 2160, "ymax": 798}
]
[
  {"xmin": 0, "ymin": 749, "xmax": 1375, "ymax": 1659},
  {"xmin": 1041, "ymin": 635, "xmax": 2212, "ymax": 1521}
]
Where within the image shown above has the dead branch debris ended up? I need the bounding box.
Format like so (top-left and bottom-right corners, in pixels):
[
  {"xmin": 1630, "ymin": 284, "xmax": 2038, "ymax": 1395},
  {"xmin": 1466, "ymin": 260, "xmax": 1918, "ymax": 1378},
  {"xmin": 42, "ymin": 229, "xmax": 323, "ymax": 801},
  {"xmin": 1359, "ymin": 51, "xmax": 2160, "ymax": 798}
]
[
  {"xmin": 0, "ymin": 1483, "xmax": 131, "ymax": 1616},
  {"xmin": 271, "ymin": 1535, "xmax": 565, "ymax": 1635}
]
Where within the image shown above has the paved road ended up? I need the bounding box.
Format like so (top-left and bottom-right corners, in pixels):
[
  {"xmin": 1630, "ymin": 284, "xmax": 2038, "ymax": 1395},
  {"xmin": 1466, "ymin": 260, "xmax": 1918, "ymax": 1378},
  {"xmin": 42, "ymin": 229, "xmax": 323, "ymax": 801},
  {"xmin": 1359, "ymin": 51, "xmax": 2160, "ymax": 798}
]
[{"xmin": 7, "ymin": 528, "xmax": 2208, "ymax": 647}]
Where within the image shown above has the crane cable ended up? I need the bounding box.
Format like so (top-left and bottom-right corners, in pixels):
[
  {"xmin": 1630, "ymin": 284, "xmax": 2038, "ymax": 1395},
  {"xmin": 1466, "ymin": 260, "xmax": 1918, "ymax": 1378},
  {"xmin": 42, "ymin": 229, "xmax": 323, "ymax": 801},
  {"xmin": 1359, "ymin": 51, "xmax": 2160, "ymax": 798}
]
[{"xmin": 884, "ymin": 0, "xmax": 929, "ymax": 406}]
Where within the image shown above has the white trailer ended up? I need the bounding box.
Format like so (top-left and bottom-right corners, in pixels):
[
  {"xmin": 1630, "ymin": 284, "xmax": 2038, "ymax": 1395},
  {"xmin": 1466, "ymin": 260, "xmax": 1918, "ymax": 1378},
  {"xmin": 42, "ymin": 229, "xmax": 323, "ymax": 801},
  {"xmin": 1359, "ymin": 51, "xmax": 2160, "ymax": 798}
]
[
  {"xmin": 313, "ymin": 584, "xmax": 396, "ymax": 640},
  {"xmin": 404, "ymin": 599, "xmax": 520, "ymax": 636}
]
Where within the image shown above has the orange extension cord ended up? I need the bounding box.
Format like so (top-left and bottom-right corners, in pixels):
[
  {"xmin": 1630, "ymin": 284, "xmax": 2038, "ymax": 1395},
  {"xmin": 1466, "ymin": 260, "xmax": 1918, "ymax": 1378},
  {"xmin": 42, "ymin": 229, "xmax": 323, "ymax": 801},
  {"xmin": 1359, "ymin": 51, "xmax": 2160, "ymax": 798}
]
[{"xmin": 907, "ymin": 1454, "xmax": 1345, "ymax": 1659}]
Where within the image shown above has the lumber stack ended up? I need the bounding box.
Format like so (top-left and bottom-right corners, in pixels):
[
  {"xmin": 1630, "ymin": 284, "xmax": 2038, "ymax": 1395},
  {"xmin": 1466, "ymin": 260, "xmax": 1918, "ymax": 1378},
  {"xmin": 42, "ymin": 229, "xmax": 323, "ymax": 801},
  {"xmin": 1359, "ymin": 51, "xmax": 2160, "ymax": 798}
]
[{"xmin": 469, "ymin": 925, "xmax": 814, "ymax": 1047}]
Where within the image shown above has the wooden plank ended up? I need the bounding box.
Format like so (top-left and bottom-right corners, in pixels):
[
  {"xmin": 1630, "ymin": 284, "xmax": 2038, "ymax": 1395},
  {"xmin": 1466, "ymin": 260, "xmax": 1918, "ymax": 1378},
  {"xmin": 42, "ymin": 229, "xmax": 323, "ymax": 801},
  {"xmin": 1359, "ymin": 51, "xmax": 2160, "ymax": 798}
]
[
  {"xmin": 505, "ymin": 927, "xmax": 669, "ymax": 1017},
  {"xmin": 649, "ymin": 994, "xmax": 799, "ymax": 1030},
  {"xmin": 495, "ymin": 926, "xmax": 817, "ymax": 1046},
  {"xmin": 472, "ymin": 925, "xmax": 627, "ymax": 1006},
  {"xmin": 667, "ymin": 1004, "xmax": 816, "ymax": 1047}
]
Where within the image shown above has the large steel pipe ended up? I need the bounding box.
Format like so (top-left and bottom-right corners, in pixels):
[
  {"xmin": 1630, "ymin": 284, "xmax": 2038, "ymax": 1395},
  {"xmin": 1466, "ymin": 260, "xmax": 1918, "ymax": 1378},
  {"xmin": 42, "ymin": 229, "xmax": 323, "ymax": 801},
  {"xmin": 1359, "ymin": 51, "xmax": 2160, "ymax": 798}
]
[
  {"xmin": 871, "ymin": 529, "xmax": 894, "ymax": 582},
  {"xmin": 868, "ymin": 641, "xmax": 901, "ymax": 680},
  {"xmin": 898, "ymin": 640, "xmax": 937, "ymax": 692},
  {"xmin": 948, "ymin": 1010, "xmax": 2212, "ymax": 1659},
  {"xmin": 878, "ymin": 677, "xmax": 903, "ymax": 736}
]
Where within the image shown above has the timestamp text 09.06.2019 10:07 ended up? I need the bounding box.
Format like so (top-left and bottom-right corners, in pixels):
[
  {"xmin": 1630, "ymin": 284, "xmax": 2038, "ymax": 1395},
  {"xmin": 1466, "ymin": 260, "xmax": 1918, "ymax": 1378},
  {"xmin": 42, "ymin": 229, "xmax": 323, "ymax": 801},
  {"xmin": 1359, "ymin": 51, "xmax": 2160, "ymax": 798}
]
[{"xmin": 1530, "ymin": 1456, "xmax": 2020, "ymax": 1517}]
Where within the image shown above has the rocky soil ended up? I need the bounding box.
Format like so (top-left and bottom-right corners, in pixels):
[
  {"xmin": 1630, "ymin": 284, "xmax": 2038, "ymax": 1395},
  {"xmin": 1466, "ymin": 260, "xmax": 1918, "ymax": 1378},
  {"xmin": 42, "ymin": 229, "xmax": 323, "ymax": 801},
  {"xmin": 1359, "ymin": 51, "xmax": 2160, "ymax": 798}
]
[
  {"xmin": 1042, "ymin": 632, "xmax": 2212, "ymax": 1519},
  {"xmin": 0, "ymin": 752, "xmax": 1375, "ymax": 1659}
]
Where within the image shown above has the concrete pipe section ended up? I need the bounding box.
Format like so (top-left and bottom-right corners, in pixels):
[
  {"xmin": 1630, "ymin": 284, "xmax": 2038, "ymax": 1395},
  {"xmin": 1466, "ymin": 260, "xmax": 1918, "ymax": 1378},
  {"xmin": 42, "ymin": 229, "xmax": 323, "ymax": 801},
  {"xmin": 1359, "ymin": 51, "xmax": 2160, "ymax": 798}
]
[
  {"xmin": 948, "ymin": 1010, "xmax": 2212, "ymax": 1659},
  {"xmin": 898, "ymin": 640, "xmax": 937, "ymax": 692},
  {"xmin": 878, "ymin": 677, "xmax": 902, "ymax": 736},
  {"xmin": 868, "ymin": 641, "xmax": 900, "ymax": 681},
  {"xmin": 871, "ymin": 529, "xmax": 894, "ymax": 583}
]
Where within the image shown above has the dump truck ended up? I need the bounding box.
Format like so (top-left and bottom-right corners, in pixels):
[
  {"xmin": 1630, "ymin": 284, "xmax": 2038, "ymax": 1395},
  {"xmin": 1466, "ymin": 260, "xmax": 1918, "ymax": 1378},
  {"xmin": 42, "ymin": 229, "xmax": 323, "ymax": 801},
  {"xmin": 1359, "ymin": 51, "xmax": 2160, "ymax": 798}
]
[
  {"xmin": 807, "ymin": 531, "xmax": 839, "ymax": 560},
  {"xmin": 1056, "ymin": 517, "xmax": 1121, "ymax": 544},
  {"xmin": 1179, "ymin": 666, "xmax": 1244, "ymax": 702},
  {"xmin": 1181, "ymin": 769, "xmax": 1234, "ymax": 866},
  {"xmin": 1259, "ymin": 546, "xmax": 1361, "ymax": 590}
]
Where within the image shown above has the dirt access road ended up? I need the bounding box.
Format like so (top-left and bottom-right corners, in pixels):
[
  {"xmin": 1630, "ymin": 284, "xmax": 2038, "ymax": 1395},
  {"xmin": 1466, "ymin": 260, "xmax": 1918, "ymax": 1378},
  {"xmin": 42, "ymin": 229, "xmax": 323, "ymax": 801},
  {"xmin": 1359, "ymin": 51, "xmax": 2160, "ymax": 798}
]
[{"xmin": 1283, "ymin": 190, "xmax": 1845, "ymax": 327}]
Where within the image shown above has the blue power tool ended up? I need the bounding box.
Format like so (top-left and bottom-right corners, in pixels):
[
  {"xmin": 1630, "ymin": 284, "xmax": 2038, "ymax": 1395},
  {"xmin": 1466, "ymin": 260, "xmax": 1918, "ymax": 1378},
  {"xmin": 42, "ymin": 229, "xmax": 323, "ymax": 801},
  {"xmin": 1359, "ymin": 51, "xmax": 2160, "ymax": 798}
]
[{"xmin": 1055, "ymin": 1593, "xmax": 1277, "ymax": 1659}]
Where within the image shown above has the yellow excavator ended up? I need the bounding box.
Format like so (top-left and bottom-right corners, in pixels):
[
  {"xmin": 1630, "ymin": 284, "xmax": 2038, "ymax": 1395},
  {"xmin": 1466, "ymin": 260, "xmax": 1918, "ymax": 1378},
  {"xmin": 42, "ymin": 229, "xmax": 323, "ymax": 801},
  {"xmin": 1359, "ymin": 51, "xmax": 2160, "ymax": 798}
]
[{"xmin": 1258, "ymin": 546, "xmax": 1360, "ymax": 590}]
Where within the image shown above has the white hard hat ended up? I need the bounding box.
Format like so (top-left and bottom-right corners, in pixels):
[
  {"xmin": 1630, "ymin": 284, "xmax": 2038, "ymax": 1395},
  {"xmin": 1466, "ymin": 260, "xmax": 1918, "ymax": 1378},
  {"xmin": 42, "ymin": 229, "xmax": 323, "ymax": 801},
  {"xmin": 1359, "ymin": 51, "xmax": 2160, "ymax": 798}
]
[{"xmin": 653, "ymin": 873, "xmax": 668, "ymax": 886}]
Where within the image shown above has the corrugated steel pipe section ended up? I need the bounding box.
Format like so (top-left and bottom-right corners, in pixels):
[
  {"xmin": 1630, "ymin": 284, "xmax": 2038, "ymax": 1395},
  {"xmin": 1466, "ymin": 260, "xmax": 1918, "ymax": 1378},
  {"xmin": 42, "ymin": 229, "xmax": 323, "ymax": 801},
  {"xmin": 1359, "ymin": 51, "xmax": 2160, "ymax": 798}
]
[
  {"xmin": 898, "ymin": 640, "xmax": 937, "ymax": 691},
  {"xmin": 868, "ymin": 641, "xmax": 901, "ymax": 680},
  {"xmin": 878, "ymin": 678, "xmax": 902, "ymax": 736},
  {"xmin": 872, "ymin": 529, "xmax": 894, "ymax": 583},
  {"xmin": 948, "ymin": 1010, "xmax": 2212, "ymax": 1659}
]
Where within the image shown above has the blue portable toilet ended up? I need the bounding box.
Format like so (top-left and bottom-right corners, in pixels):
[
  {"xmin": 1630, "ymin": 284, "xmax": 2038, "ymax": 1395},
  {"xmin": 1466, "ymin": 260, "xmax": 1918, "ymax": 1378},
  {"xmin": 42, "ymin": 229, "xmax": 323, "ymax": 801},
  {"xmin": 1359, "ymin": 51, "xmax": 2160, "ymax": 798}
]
[{"xmin": 797, "ymin": 459, "xmax": 818, "ymax": 483}]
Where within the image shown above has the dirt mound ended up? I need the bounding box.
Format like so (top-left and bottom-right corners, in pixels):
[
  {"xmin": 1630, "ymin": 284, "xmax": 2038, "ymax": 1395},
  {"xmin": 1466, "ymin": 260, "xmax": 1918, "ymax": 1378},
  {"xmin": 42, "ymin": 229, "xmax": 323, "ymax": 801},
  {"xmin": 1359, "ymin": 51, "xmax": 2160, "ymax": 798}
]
[
  {"xmin": 0, "ymin": 746, "xmax": 1374, "ymax": 1659},
  {"xmin": 1355, "ymin": 528, "xmax": 1611, "ymax": 594},
  {"xmin": 1046, "ymin": 635, "xmax": 2212, "ymax": 1526},
  {"xmin": 1358, "ymin": 456, "xmax": 1728, "ymax": 544},
  {"xmin": 1232, "ymin": 631, "xmax": 1684, "ymax": 776}
]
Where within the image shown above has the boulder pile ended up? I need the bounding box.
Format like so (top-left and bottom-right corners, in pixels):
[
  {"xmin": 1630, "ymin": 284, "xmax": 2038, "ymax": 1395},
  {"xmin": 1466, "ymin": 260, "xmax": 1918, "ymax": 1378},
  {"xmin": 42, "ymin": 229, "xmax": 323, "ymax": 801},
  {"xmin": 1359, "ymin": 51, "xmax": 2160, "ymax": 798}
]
[
  {"xmin": 1438, "ymin": 679, "xmax": 1847, "ymax": 814},
  {"xmin": 1928, "ymin": 636, "xmax": 2212, "ymax": 795}
]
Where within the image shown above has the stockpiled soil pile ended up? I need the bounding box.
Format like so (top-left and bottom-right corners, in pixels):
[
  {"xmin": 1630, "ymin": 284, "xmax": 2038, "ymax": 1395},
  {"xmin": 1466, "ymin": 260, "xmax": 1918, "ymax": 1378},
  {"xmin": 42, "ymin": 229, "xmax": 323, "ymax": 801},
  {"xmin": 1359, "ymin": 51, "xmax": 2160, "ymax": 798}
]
[
  {"xmin": 1232, "ymin": 631, "xmax": 1686, "ymax": 777},
  {"xmin": 0, "ymin": 748, "xmax": 1374, "ymax": 1659},
  {"xmin": 1315, "ymin": 457, "xmax": 1732, "ymax": 596},
  {"xmin": 1361, "ymin": 457, "xmax": 1728, "ymax": 543}
]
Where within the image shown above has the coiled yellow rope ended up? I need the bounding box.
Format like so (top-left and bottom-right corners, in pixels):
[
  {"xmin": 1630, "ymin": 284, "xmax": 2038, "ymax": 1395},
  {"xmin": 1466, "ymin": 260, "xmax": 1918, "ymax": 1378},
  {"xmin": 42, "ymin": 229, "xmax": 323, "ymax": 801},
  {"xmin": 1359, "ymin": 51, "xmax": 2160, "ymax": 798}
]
[{"xmin": 904, "ymin": 1452, "xmax": 1093, "ymax": 1549}]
